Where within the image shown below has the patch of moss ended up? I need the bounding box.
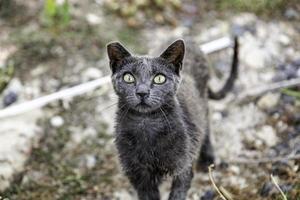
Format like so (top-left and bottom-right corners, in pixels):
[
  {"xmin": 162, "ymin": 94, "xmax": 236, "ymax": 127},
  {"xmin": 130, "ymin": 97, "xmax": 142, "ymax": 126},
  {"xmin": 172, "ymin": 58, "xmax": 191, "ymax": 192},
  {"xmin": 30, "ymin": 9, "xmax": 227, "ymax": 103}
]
[{"xmin": 213, "ymin": 0, "xmax": 296, "ymax": 15}]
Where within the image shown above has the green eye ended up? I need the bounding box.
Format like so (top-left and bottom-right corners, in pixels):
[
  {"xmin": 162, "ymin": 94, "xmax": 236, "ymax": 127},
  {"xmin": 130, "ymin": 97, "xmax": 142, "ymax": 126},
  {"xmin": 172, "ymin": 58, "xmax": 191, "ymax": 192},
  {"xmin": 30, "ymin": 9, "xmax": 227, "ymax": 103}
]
[
  {"xmin": 153, "ymin": 74, "xmax": 166, "ymax": 84},
  {"xmin": 123, "ymin": 73, "xmax": 135, "ymax": 83}
]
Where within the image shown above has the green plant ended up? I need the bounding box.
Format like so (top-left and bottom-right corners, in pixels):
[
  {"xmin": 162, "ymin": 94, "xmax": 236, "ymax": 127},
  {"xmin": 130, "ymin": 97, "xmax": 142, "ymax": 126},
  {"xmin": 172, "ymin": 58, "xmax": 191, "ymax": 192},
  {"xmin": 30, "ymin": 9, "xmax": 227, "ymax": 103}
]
[
  {"xmin": 0, "ymin": 62, "xmax": 14, "ymax": 94},
  {"xmin": 281, "ymin": 88, "xmax": 300, "ymax": 99},
  {"xmin": 42, "ymin": 0, "xmax": 71, "ymax": 29},
  {"xmin": 215, "ymin": 0, "xmax": 285, "ymax": 14}
]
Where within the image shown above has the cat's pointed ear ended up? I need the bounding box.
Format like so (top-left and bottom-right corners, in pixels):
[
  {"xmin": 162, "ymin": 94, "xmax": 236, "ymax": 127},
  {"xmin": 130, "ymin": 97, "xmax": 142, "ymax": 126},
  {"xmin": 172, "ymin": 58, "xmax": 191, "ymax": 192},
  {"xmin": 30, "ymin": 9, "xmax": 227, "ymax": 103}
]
[
  {"xmin": 107, "ymin": 42, "xmax": 131, "ymax": 73},
  {"xmin": 160, "ymin": 39, "xmax": 185, "ymax": 74}
]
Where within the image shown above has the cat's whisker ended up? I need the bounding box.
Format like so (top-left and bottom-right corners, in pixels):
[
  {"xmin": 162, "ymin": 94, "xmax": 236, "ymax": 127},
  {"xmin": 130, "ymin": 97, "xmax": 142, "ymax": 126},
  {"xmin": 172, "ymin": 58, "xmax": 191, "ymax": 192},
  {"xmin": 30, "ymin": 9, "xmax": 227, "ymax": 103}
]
[
  {"xmin": 119, "ymin": 106, "xmax": 130, "ymax": 124},
  {"xmin": 97, "ymin": 102, "xmax": 119, "ymax": 113},
  {"xmin": 160, "ymin": 107, "xmax": 171, "ymax": 133}
]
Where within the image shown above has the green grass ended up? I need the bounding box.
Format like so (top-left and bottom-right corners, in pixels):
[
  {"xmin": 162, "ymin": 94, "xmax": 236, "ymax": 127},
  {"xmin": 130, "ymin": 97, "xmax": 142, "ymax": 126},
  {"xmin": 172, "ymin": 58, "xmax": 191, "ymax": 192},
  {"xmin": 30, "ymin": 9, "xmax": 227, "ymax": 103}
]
[
  {"xmin": 281, "ymin": 88, "xmax": 300, "ymax": 99},
  {"xmin": 0, "ymin": 61, "xmax": 14, "ymax": 94},
  {"xmin": 214, "ymin": 0, "xmax": 286, "ymax": 14},
  {"xmin": 42, "ymin": 0, "xmax": 71, "ymax": 30}
]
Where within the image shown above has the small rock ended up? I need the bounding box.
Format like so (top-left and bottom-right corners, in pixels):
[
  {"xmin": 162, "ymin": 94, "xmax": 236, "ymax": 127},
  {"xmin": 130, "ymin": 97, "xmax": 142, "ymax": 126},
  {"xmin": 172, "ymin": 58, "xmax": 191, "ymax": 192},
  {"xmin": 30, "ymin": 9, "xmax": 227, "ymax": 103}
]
[
  {"xmin": 278, "ymin": 34, "xmax": 290, "ymax": 45},
  {"xmin": 243, "ymin": 46, "xmax": 270, "ymax": 69},
  {"xmin": 272, "ymin": 161, "xmax": 292, "ymax": 176},
  {"xmin": 284, "ymin": 64, "xmax": 298, "ymax": 79},
  {"xmin": 3, "ymin": 91, "xmax": 18, "ymax": 107},
  {"xmin": 292, "ymin": 58, "xmax": 300, "ymax": 67},
  {"xmin": 280, "ymin": 184, "xmax": 293, "ymax": 193},
  {"xmin": 85, "ymin": 154, "xmax": 97, "ymax": 169},
  {"xmin": 272, "ymin": 71, "xmax": 288, "ymax": 82},
  {"xmin": 56, "ymin": 0, "xmax": 66, "ymax": 5},
  {"xmin": 211, "ymin": 112, "xmax": 222, "ymax": 121},
  {"xmin": 82, "ymin": 67, "xmax": 103, "ymax": 81},
  {"xmin": 50, "ymin": 116, "xmax": 64, "ymax": 128},
  {"xmin": 229, "ymin": 165, "xmax": 240, "ymax": 175},
  {"xmin": 114, "ymin": 189, "xmax": 133, "ymax": 200},
  {"xmin": 86, "ymin": 14, "xmax": 102, "ymax": 25},
  {"xmin": 281, "ymin": 94, "xmax": 295, "ymax": 105},
  {"xmin": 83, "ymin": 127, "xmax": 98, "ymax": 138},
  {"xmin": 257, "ymin": 93, "xmax": 280, "ymax": 110},
  {"xmin": 200, "ymin": 190, "xmax": 215, "ymax": 200},
  {"xmin": 284, "ymin": 8, "xmax": 299, "ymax": 20},
  {"xmin": 256, "ymin": 125, "xmax": 278, "ymax": 147},
  {"xmin": 260, "ymin": 182, "xmax": 274, "ymax": 197}
]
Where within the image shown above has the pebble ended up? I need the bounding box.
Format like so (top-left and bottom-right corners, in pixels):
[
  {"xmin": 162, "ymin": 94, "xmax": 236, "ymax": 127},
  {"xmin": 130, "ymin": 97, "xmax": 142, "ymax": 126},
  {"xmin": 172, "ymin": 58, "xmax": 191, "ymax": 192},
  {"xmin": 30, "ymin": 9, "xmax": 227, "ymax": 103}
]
[
  {"xmin": 284, "ymin": 8, "xmax": 300, "ymax": 20},
  {"xmin": 85, "ymin": 154, "xmax": 97, "ymax": 169},
  {"xmin": 114, "ymin": 190, "xmax": 133, "ymax": 200},
  {"xmin": 272, "ymin": 160, "xmax": 292, "ymax": 176},
  {"xmin": 242, "ymin": 44, "xmax": 270, "ymax": 69},
  {"xmin": 257, "ymin": 93, "xmax": 280, "ymax": 110},
  {"xmin": 3, "ymin": 91, "xmax": 18, "ymax": 107},
  {"xmin": 50, "ymin": 116, "xmax": 64, "ymax": 128},
  {"xmin": 86, "ymin": 14, "xmax": 102, "ymax": 25},
  {"xmin": 278, "ymin": 34, "xmax": 290, "ymax": 45},
  {"xmin": 200, "ymin": 190, "xmax": 215, "ymax": 200},
  {"xmin": 229, "ymin": 165, "xmax": 240, "ymax": 175},
  {"xmin": 257, "ymin": 125, "xmax": 278, "ymax": 147},
  {"xmin": 82, "ymin": 67, "xmax": 103, "ymax": 81},
  {"xmin": 260, "ymin": 182, "xmax": 274, "ymax": 197},
  {"xmin": 292, "ymin": 58, "xmax": 300, "ymax": 66}
]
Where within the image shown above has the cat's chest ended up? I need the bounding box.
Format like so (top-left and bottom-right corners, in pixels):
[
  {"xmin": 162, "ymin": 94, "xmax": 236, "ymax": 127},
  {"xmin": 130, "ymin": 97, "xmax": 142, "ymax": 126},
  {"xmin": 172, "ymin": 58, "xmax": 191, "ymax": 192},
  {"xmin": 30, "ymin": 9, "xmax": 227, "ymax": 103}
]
[
  {"xmin": 116, "ymin": 114, "xmax": 188, "ymax": 173},
  {"xmin": 122, "ymin": 115, "xmax": 170, "ymax": 136}
]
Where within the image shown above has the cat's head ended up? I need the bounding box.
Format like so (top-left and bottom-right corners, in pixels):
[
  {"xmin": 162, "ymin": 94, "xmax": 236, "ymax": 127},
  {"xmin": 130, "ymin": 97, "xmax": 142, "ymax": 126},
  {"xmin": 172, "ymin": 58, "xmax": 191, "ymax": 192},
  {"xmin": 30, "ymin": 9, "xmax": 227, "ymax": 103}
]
[{"xmin": 107, "ymin": 40, "xmax": 185, "ymax": 113}]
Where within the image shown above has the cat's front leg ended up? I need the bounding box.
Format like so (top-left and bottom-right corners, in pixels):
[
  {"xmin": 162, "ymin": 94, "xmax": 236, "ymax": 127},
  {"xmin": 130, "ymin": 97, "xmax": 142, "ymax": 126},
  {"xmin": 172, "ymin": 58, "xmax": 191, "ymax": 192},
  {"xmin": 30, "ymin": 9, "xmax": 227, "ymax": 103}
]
[
  {"xmin": 127, "ymin": 170, "xmax": 161, "ymax": 200},
  {"xmin": 168, "ymin": 167, "xmax": 193, "ymax": 200}
]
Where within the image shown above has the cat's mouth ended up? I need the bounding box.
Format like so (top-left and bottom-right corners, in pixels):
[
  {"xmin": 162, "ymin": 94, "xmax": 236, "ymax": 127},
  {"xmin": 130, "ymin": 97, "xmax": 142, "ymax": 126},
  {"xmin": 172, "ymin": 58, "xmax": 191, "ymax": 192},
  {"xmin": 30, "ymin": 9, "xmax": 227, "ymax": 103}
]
[
  {"xmin": 134, "ymin": 101, "xmax": 154, "ymax": 113},
  {"xmin": 136, "ymin": 101, "xmax": 151, "ymax": 108}
]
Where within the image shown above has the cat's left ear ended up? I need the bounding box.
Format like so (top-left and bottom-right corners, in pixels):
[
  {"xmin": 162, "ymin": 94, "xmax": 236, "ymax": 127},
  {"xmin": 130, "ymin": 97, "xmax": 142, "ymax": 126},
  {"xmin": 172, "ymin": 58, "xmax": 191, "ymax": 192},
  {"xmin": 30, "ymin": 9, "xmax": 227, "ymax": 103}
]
[
  {"xmin": 107, "ymin": 42, "xmax": 132, "ymax": 73},
  {"xmin": 160, "ymin": 39, "xmax": 185, "ymax": 74}
]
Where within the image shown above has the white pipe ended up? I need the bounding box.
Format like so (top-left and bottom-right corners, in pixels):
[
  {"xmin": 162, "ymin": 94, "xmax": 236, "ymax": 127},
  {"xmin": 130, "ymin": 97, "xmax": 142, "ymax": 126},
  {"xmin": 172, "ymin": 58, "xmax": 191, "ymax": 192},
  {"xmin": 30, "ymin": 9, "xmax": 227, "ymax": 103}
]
[{"xmin": 0, "ymin": 76, "xmax": 111, "ymax": 118}]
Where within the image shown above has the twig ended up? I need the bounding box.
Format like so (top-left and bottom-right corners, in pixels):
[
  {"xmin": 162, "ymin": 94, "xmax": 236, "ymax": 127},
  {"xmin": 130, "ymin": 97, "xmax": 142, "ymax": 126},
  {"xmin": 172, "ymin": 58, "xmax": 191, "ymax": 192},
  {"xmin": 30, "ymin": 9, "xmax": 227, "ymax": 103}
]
[
  {"xmin": 0, "ymin": 76, "xmax": 111, "ymax": 118},
  {"xmin": 270, "ymin": 174, "xmax": 288, "ymax": 200},
  {"xmin": 226, "ymin": 154, "xmax": 300, "ymax": 165},
  {"xmin": 236, "ymin": 78, "xmax": 300, "ymax": 104},
  {"xmin": 208, "ymin": 164, "xmax": 229, "ymax": 200}
]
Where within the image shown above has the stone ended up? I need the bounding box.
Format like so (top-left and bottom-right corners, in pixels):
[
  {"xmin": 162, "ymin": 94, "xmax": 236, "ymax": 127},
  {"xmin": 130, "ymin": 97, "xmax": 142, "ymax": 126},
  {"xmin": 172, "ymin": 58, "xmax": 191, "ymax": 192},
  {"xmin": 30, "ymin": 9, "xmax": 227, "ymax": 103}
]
[
  {"xmin": 86, "ymin": 14, "xmax": 102, "ymax": 25},
  {"xmin": 260, "ymin": 182, "xmax": 274, "ymax": 197},
  {"xmin": 50, "ymin": 116, "xmax": 64, "ymax": 128},
  {"xmin": 257, "ymin": 125, "xmax": 278, "ymax": 147},
  {"xmin": 284, "ymin": 8, "xmax": 300, "ymax": 20},
  {"xmin": 82, "ymin": 67, "xmax": 103, "ymax": 81},
  {"xmin": 0, "ymin": 111, "xmax": 42, "ymax": 191},
  {"xmin": 85, "ymin": 154, "xmax": 97, "ymax": 169},
  {"xmin": 3, "ymin": 91, "xmax": 18, "ymax": 107},
  {"xmin": 114, "ymin": 189, "xmax": 133, "ymax": 200},
  {"xmin": 200, "ymin": 190, "xmax": 215, "ymax": 200},
  {"xmin": 257, "ymin": 93, "xmax": 280, "ymax": 110},
  {"xmin": 241, "ymin": 36, "xmax": 271, "ymax": 69},
  {"xmin": 278, "ymin": 34, "xmax": 290, "ymax": 46}
]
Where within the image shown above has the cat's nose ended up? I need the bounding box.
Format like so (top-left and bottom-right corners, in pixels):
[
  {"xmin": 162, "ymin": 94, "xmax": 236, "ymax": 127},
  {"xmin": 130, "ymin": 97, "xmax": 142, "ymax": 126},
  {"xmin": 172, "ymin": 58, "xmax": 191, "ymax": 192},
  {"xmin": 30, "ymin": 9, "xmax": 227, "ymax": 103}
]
[
  {"xmin": 136, "ymin": 91, "xmax": 149, "ymax": 98},
  {"xmin": 136, "ymin": 85, "xmax": 149, "ymax": 99}
]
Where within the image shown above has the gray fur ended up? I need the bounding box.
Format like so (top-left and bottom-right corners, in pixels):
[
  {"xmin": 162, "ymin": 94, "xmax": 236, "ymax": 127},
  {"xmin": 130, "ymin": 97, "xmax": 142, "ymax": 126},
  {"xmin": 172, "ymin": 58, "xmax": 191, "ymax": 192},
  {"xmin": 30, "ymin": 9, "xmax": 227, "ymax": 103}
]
[{"xmin": 107, "ymin": 39, "xmax": 216, "ymax": 200}]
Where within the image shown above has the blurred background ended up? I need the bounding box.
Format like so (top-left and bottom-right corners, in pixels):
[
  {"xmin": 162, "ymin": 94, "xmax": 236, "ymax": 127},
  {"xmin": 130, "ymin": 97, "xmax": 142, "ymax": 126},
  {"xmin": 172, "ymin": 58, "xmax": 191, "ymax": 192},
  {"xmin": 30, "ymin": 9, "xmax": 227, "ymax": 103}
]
[{"xmin": 0, "ymin": 0, "xmax": 300, "ymax": 199}]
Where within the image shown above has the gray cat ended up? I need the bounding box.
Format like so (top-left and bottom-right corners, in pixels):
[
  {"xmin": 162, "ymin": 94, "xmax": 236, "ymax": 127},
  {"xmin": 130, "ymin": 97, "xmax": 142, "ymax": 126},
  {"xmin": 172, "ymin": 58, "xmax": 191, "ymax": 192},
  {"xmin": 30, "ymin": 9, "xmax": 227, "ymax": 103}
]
[{"xmin": 107, "ymin": 37, "xmax": 239, "ymax": 200}]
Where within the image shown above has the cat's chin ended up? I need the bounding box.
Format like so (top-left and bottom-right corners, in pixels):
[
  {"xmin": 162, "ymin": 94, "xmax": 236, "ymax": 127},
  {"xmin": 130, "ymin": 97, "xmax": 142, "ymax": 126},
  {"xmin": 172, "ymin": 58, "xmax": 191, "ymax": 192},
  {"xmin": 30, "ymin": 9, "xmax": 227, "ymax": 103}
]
[{"xmin": 133, "ymin": 103, "xmax": 159, "ymax": 113}]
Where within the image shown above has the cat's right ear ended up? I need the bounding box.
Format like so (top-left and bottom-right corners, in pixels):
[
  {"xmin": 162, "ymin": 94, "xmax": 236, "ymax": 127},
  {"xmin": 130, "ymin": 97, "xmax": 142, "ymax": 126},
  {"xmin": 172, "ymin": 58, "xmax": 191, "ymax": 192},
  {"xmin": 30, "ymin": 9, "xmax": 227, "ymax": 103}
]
[{"xmin": 107, "ymin": 42, "xmax": 131, "ymax": 73}]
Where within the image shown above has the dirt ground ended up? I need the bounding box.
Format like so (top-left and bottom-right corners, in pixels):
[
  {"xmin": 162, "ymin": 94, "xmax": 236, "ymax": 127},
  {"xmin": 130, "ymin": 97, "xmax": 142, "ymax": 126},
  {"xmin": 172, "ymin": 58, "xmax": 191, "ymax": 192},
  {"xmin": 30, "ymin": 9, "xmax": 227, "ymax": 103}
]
[{"xmin": 0, "ymin": 0, "xmax": 300, "ymax": 199}]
